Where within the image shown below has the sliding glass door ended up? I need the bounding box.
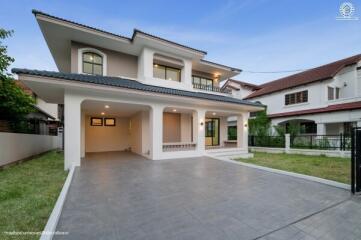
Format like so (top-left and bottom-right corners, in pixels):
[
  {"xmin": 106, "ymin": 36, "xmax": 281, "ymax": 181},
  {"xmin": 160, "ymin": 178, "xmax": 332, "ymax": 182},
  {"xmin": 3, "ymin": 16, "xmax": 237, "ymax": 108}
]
[{"xmin": 205, "ymin": 118, "xmax": 220, "ymax": 146}]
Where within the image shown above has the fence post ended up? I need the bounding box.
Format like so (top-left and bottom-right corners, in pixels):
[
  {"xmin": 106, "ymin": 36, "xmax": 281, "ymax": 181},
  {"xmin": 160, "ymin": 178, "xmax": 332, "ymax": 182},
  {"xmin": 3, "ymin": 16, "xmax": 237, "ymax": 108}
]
[
  {"xmin": 339, "ymin": 133, "xmax": 343, "ymax": 151},
  {"xmin": 285, "ymin": 134, "xmax": 290, "ymax": 153}
]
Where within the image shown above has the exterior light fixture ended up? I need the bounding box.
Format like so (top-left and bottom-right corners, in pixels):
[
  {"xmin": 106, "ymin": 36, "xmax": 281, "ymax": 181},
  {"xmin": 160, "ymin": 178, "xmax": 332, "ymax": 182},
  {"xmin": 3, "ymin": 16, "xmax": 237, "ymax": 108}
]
[
  {"xmin": 154, "ymin": 64, "xmax": 158, "ymax": 68},
  {"xmin": 105, "ymin": 105, "xmax": 110, "ymax": 109},
  {"xmin": 172, "ymin": 109, "xmax": 177, "ymax": 112},
  {"xmin": 101, "ymin": 112, "xmax": 105, "ymax": 115},
  {"xmin": 212, "ymin": 112, "xmax": 216, "ymax": 116},
  {"xmin": 200, "ymin": 121, "xmax": 204, "ymax": 126},
  {"xmin": 244, "ymin": 123, "xmax": 248, "ymax": 127}
]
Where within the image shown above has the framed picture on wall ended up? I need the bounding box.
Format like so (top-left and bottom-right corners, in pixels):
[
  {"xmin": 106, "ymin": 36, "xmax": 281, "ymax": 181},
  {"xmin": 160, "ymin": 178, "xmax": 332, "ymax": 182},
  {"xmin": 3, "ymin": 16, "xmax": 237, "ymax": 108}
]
[
  {"xmin": 91, "ymin": 117, "xmax": 103, "ymax": 126},
  {"xmin": 104, "ymin": 118, "xmax": 116, "ymax": 126}
]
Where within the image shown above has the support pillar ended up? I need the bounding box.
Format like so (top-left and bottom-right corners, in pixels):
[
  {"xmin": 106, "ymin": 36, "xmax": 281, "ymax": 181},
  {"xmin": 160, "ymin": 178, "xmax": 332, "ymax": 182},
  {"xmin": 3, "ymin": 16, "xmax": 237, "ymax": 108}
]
[
  {"xmin": 237, "ymin": 113, "xmax": 249, "ymax": 150},
  {"xmin": 196, "ymin": 109, "xmax": 206, "ymax": 153},
  {"xmin": 64, "ymin": 92, "xmax": 82, "ymax": 170},
  {"xmin": 150, "ymin": 104, "xmax": 164, "ymax": 159},
  {"xmin": 317, "ymin": 123, "xmax": 326, "ymax": 135},
  {"xmin": 81, "ymin": 111, "xmax": 85, "ymax": 158}
]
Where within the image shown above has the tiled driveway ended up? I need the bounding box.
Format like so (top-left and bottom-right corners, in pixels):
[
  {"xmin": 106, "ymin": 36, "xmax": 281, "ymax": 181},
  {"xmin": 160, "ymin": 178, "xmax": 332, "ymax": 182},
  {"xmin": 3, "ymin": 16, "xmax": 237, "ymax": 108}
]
[{"xmin": 55, "ymin": 152, "xmax": 361, "ymax": 240}]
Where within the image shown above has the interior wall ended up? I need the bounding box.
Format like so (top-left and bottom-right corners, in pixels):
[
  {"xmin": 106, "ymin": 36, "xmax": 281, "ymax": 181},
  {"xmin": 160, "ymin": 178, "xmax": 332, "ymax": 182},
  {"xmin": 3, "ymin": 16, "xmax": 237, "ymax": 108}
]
[
  {"xmin": 163, "ymin": 112, "xmax": 181, "ymax": 142},
  {"xmin": 85, "ymin": 116, "xmax": 131, "ymax": 152},
  {"xmin": 130, "ymin": 112, "xmax": 142, "ymax": 155},
  {"xmin": 180, "ymin": 113, "xmax": 192, "ymax": 142}
]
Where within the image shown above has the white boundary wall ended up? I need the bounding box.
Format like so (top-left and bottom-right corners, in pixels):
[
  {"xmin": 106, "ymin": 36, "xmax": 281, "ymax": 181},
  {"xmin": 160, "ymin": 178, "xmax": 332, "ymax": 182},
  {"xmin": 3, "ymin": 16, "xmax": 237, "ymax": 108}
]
[
  {"xmin": 249, "ymin": 147, "xmax": 351, "ymax": 158},
  {"xmin": 0, "ymin": 132, "xmax": 62, "ymax": 166}
]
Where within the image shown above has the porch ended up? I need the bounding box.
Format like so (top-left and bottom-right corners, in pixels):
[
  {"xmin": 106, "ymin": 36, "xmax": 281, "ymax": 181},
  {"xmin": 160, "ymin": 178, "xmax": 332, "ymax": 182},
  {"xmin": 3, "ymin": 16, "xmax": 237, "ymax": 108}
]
[{"xmin": 72, "ymin": 98, "xmax": 252, "ymax": 170}]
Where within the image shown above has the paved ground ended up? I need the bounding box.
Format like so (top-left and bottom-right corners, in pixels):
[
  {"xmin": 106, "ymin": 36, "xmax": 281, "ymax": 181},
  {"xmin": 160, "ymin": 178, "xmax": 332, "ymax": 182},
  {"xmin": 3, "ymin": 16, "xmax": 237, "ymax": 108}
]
[{"xmin": 55, "ymin": 152, "xmax": 360, "ymax": 240}]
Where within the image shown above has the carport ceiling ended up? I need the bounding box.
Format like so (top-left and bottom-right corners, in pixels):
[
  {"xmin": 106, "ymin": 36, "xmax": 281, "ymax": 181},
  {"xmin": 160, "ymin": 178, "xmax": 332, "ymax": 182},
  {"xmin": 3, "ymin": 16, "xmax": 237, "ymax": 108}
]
[{"xmin": 82, "ymin": 100, "xmax": 149, "ymax": 117}]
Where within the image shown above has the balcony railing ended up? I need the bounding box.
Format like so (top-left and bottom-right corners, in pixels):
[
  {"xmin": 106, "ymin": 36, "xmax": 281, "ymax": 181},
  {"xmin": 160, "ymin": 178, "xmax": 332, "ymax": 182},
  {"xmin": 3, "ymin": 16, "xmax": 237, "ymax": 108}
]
[
  {"xmin": 163, "ymin": 142, "xmax": 197, "ymax": 152},
  {"xmin": 193, "ymin": 83, "xmax": 231, "ymax": 94}
]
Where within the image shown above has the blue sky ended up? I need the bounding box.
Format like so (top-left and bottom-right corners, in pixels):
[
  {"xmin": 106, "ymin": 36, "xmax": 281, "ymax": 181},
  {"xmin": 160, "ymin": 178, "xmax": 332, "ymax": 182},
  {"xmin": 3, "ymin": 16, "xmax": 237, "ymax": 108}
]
[{"xmin": 1, "ymin": 0, "xmax": 361, "ymax": 84}]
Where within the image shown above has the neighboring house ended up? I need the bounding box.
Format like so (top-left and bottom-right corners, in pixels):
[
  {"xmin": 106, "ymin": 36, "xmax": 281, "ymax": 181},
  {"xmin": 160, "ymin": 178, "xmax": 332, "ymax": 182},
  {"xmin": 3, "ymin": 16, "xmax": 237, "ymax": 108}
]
[
  {"xmin": 0, "ymin": 80, "xmax": 59, "ymax": 135},
  {"xmin": 223, "ymin": 54, "xmax": 361, "ymax": 135},
  {"xmin": 13, "ymin": 10, "xmax": 263, "ymax": 170}
]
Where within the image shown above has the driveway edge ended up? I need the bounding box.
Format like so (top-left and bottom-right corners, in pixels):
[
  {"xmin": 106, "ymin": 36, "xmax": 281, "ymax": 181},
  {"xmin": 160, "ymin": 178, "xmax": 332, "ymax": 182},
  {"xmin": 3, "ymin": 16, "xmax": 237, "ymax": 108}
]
[
  {"xmin": 40, "ymin": 166, "xmax": 75, "ymax": 240},
  {"xmin": 210, "ymin": 156, "xmax": 350, "ymax": 190}
]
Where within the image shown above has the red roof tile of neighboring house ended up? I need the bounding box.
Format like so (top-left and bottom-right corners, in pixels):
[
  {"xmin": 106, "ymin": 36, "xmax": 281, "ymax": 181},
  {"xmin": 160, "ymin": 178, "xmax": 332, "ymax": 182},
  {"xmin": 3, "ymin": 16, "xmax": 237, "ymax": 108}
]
[
  {"xmin": 268, "ymin": 101, "xmax": 361, "ymax": 119},
  {"xmin": 245, "ymin": 54, "xmax": 361, "ymax": 99}
]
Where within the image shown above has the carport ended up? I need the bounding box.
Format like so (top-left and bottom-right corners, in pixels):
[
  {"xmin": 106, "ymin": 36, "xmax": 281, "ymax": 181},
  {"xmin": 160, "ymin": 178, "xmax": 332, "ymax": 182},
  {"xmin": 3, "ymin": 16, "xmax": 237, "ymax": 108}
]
[{"xmin": 81, "ymin": 100, "xmax": 151, "ymax": 159}]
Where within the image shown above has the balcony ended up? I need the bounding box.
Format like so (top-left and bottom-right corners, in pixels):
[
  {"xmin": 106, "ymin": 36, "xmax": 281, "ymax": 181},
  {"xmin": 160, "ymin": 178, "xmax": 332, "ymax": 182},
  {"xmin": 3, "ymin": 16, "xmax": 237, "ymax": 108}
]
[{"xmin": 193, "ymin": 83, "xmax": 231, "ymax": 94}]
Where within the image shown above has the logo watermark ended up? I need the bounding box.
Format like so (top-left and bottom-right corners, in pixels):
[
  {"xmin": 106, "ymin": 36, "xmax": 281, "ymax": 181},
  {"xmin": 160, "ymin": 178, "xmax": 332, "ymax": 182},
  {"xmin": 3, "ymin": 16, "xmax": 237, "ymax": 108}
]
[{"xmin": 336, "ymin": 2, "xmax": 359, "ymax": 20}]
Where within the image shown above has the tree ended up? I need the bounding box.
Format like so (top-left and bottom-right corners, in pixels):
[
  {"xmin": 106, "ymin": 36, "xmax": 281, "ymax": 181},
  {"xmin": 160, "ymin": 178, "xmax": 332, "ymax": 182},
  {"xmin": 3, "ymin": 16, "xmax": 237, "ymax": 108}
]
[
  {"xmin": 273, "ymin": 122, "xmax": 300, "ymax": 140},
  {"xmin": 248, "ymin": 110, "xmax": 271, "ymax": 136},
  {"xmin": 0, "ymin": 29, "xmax": 35, "ymax": 121}
]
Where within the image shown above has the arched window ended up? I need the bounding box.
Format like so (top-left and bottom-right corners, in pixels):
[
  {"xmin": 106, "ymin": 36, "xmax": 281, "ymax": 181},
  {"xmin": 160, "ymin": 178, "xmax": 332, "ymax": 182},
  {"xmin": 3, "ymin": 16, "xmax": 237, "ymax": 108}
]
[{"xmin": 82, "ymin": 52, "xmax": 103, "ymax": 75}]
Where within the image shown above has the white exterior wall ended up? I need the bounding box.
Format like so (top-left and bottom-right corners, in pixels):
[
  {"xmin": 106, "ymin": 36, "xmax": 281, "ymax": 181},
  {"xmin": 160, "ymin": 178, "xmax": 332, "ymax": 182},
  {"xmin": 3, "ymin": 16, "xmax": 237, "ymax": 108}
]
[
  {"xmin": 36, "ymin": 98, "xmax": 58, "ymax": 119},
  {"xmin": 0, "ymin": 132, "xmax": 61, "ymax": 167}
]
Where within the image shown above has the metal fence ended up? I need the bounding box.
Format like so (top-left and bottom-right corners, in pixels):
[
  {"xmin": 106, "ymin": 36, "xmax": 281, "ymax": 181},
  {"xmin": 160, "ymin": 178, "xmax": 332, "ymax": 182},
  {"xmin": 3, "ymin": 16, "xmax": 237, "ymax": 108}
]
[
  {"xmin": 0, "ymin": 119, "xmax": 58, "ymax": 136},
  {"xmin": 291, "ymin": 134, "xmax": 351, "ymax": 151},
  {"xmin": 249, "ymin": 135, "xmax": 285, "ymax": 148}
]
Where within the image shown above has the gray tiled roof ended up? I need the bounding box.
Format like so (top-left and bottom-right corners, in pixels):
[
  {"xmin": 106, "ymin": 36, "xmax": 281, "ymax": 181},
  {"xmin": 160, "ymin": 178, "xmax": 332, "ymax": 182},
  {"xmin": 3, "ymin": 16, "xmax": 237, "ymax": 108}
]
[
  {"xmin": 12, "ymin": 68, "xmax": 264, "ymax": 107},
  {"xmin": 32, "ymin": 9, "xmax": 207, "ymax": 55}
]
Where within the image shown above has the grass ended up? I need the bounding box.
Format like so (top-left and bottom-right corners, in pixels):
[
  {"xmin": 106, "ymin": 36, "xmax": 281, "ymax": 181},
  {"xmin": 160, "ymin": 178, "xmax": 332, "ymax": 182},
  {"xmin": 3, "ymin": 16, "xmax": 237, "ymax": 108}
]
[
  {"xmin": 237, "ymin": 152, "xmax": 350, "ymax": 184},
  {"xmin": 0, "ymin": 151, "xmax": 67, "ymax": 240}
]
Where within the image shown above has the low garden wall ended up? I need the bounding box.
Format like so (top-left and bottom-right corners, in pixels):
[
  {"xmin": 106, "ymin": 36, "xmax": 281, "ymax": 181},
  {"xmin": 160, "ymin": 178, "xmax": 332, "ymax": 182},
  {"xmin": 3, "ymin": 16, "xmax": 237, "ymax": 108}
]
[
  {"xmin": 249, "ymin": 146, "xmax": 350, "ymax": 158},
  {"xmin": 0, "ymin": 132, "xmax": 62, "ymax": 167}
]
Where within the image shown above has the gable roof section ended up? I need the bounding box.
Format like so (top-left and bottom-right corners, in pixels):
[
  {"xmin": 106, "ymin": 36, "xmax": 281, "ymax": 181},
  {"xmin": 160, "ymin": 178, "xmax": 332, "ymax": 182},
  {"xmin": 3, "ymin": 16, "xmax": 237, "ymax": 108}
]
[
  {"xmin": 12, "ymin": 68, "xmax": 264, "ymax": 108},
  {"xmin": 245, "ymin": 54, "xmax": 361, "ymax": 99},
  {"xmin": 221, "ymin": 79, "xmax": 260, "ymax": 91},
  {"xmin": 32, "ymin": 9, "xmax": 207, "ymax": 55},
  {"xmin": 268, "ymin": 101, "xmax": 361, "ymax": 119}
]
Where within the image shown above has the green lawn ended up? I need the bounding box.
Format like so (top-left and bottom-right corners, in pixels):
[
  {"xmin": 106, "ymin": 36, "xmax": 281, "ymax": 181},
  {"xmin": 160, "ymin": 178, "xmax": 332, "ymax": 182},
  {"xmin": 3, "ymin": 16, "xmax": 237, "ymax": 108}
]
[
  {"xmin": 0, "ymin": 151, "xmax": 67, "ymax": 240},
  {"xmin": 237, "ymin": 152, "xmax": 350, "ymax": 184}
]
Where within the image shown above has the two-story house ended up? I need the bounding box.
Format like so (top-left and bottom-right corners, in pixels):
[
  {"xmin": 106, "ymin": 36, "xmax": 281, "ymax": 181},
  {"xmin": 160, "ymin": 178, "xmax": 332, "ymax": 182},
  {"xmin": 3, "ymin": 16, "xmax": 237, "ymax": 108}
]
[
  {"xmin": 223, "ymin": 54, "xmax": 361, "ymax": 136},
  {"xmin": 12, "ymin": 10, "xmax": 263, "ymax": 170}
]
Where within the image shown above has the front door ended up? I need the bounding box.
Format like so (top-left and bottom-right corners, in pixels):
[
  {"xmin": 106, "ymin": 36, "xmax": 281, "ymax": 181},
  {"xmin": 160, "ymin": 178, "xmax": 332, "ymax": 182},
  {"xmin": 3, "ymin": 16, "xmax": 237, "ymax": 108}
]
[{"xmin": 205, "ymin": 118, "xmax": 220, "ymax": 146}]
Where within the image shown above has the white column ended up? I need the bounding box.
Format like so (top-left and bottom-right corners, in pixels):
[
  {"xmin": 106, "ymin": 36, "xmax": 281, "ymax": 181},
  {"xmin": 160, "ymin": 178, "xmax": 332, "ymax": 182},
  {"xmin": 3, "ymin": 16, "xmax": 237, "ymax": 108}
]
[
  {"xmin": 181, "ymin": 59, "xmax": 192, "ymax": 88},
  {"xmin": 237, "ymin": 113, "xmax": 249, "ymax": 150},
  {"xmin": 285, "ymin": 133, "xmax": 290, "ymax": 153},
  {"xmin": 150, "ymin": 104, "xmax": 164, "ymax": 159},
  {"xmin": 137, "ymin": 47, "xmax": 154, "ymax": 81},
  {"xmin": 219, "ymin": 116, "xmax": 228, "ymax": 147},
  {"xmin": 192, "ymin": 111, "xmax": 198, "ymax": 143},
  {"xmin": 80, "ymin": 111, "xmax": 85, "ymax": 158},
  {"xmin": 196, "ymin": 109, "xmax": 206, "ymax": 153},
  {"xmin": 317, "ymin": 123, "xmax": 326, "ymax": 135},
  {"xmin": 64, "ymin": 92, "xmax": 83, "ymax": 170}
]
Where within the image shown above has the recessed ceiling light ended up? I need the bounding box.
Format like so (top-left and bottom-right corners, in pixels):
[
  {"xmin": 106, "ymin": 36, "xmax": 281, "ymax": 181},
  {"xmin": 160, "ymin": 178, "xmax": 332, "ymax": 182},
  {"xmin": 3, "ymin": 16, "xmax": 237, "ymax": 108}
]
[
  {"xmin": 172, "ymin": 109, "xmax": 177, "ymax": 112},
  {"xmin": 101, "ymin": 112, "xmax": 105, "ymax": 115},
  {"xmin": 212, "ymin": 112, "xmax": 216, "ymax": 116},
  {"xmin": 154, "ymin": 64, "xmax": 158, "ymax": 67},
  {"xmin": 105, "ymin": 105, "xmax": 110, "ymax": 109}
]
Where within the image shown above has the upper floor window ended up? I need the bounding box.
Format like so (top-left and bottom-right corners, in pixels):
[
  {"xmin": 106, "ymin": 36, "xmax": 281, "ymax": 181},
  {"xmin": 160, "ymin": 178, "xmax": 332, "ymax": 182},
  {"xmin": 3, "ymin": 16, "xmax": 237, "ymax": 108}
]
[
  {"xmin": 192, "ymin": 76, "xmax": 213, "ymax": 87},
  {"xmin": 285, "ymin": 90, "xmax": 308, "ymax": 105},
  {"xmin": 153, "ymin": 64, "xmax": 181, "ymax": 82},
  {"xmin": 328, "ymin": 86, "xmax": 340, "ymax": 100},
  {"xmin": 82, "ymin": 52, "xmax": 103, "ymax": 75}
]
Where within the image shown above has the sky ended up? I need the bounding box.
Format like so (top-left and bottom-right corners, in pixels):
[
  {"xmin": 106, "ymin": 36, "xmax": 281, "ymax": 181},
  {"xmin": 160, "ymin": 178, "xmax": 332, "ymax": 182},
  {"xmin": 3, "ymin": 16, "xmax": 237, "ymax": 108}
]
[{"xmin": 1, "ymin": 0, "xmax": 361, "ymax": 85}]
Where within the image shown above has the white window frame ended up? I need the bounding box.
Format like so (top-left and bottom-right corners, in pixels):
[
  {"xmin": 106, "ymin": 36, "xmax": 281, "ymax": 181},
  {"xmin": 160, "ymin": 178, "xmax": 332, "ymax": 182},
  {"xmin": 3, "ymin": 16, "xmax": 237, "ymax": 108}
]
[{"xmin": 78, "ymin": 48, "xmax": 107, "ymax": 76}]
